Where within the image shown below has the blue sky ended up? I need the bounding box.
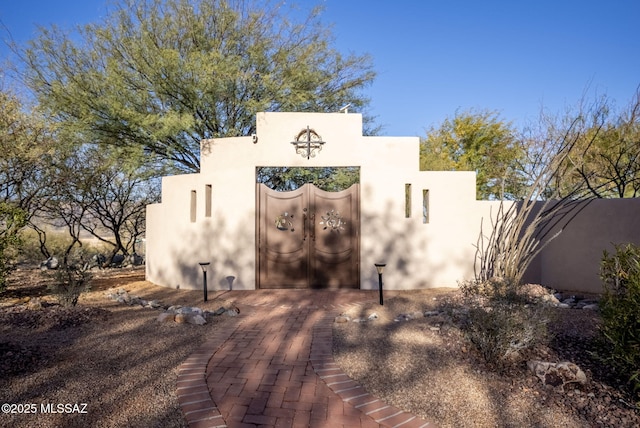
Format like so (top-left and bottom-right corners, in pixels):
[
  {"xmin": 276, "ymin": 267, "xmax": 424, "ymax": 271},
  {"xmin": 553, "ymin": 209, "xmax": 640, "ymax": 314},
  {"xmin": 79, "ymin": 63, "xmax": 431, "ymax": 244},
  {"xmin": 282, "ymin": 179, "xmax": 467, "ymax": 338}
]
[{"xmin": 1, "ymin": 0, "xmax": 638, "ymax": 136}]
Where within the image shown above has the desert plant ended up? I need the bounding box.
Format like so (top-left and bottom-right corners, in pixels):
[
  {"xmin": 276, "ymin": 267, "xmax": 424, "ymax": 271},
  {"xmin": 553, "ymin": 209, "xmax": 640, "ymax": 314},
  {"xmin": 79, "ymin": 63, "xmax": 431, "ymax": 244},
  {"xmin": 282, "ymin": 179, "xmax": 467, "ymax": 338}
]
[
  {"xmin": 457, "ymin": 279, "xmax": 551, "ymax": 369},
  {"xmin": 597, "ymin": 243, "xmax": 640, "ymax": 401},
  {"xmin": 0, "ymin": 203, "xmax": 26, "ymax": 292},
  {"xmin": 47, "ymin": 264, "xmax": 92, "ymax": 307},
  {"xmin": 461, "ymin": 300, "xmax": 550, "ymax": 368}
]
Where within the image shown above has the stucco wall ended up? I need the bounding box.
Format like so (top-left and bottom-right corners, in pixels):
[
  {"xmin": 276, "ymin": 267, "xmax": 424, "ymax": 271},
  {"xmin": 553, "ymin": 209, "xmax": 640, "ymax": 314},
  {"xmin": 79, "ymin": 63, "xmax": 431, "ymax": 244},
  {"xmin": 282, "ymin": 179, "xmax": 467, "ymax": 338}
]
[
  {"xmin": 523, "ymin": 198, "xmax": 640, "ymax": 293},
  {"xmin": 145, "ymin": 111, "xmax": 640, "ymax": 293},
  {"xmin": 146, "ymin": 111, "xmax": 495, "ymax": 291}
]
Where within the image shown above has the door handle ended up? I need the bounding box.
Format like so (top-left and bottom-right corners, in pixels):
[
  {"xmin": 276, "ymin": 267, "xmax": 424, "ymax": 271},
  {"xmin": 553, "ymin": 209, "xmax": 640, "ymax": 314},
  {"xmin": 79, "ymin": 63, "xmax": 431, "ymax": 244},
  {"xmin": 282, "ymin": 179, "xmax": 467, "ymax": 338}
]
[
  {"xmin": 310, "ymin": 213, "xmax": 316, "ymax": 241},
  {"xmin": 303, "ymin": 212, "xmax": 307, "ymax": 241}
]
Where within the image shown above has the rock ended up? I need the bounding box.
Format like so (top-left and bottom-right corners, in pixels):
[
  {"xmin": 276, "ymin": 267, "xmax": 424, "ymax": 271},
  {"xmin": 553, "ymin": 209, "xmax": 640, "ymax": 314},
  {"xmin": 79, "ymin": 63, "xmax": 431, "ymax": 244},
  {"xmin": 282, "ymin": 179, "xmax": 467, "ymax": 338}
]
[
  {"xmin": 394, "ymin": 314, "xmax": 411, "ymax": 322},
  {"xmin": 187, "ymin": 314, "xmax": 207, "ymax": 325},
  {"xmin": 156, "ymin": 312, "xmax": 175, "ymax": 323},
  {"xmin": 582, "ymin": 303, "xmax": 598, "ymax": 310},
  {"xmin": 225, "ymin": 309, "xmax": 238, "ymax": 317},
  {"xmin": 213, "ymin": 307, "xmax": 227, "ymax": 315},
  {"xmin": 557, "ymin": 303, "xmax": 570, "ymax": 309},
  {"xmin": 367, "ymin": 313, "xmax": 379, "ymax": 320},
  {"xmin": 424, "ymin": 310, "xmax": 440, "ymax": 316},
  {"xmin": 177, "ymin": 306, "xmax": 193, "ymax": 314},
  {"xmin": 335, "ymin": 315, "xmax": 350, "ymax": 323},
  {"xmin": 40, "ymin": 257, "xmax": 59, "ymax": 270},
  {"xmin": 411, "ymin": 311, "xmax": 424, "ymax": 319},
  {"xmin": 527, "ymin": 360, "xmax": 587, "ymax": 390},
  {"xmin": 174, "ymin": 313, "xmax": 187, "ymax": 323},
  {"xmin": 111, "ymin": 254, "xmax": 125, "ymax": 267}
]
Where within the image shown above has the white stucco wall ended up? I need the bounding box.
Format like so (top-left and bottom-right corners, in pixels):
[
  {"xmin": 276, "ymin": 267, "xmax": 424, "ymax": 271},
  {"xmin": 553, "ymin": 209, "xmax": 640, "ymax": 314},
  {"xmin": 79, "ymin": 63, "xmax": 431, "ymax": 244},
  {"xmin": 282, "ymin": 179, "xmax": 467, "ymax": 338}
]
[{"xmin": 145, "ymin": 112, "xmax": 508, "ymax": 291}]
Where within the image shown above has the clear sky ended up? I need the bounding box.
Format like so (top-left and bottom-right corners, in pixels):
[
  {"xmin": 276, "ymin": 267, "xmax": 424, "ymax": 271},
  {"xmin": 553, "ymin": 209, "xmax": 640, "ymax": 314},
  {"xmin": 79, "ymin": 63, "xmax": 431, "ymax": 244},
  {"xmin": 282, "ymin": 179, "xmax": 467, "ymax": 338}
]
[{"xmin": 1, "ymin": 0, "xmax": 638, "ymax": 136}]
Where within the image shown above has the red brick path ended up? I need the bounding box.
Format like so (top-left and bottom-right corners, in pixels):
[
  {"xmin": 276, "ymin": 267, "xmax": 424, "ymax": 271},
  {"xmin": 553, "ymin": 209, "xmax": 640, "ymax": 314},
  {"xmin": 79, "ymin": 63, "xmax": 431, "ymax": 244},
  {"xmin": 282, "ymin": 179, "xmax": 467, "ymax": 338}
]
[{"xmin": 177, "ymin": 290, "xmax": 436, "ymax": 428}]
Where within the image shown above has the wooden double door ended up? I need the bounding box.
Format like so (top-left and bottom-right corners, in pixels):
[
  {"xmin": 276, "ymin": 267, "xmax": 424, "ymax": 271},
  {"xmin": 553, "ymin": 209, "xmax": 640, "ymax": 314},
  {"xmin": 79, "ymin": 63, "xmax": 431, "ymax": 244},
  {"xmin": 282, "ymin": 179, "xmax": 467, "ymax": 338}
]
[{"xmin": 257, "ymin": 183, "xmax": 360, "ymax": 289}]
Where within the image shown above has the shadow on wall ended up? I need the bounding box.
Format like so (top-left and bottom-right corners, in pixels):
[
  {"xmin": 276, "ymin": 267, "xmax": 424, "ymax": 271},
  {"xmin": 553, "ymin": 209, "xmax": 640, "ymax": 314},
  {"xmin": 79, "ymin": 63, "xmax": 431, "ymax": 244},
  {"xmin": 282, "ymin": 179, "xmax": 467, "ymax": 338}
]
[
  {"xmin": 149, "ymin": 213, "xmax": 255, "ymax": 291},
  {"xmin": 148, "ymin": 195, "xmax": 474, "ymax": 291},
  {"xmin": 360, "ymin": 200, "xmax": 469, "ymax": 290}
]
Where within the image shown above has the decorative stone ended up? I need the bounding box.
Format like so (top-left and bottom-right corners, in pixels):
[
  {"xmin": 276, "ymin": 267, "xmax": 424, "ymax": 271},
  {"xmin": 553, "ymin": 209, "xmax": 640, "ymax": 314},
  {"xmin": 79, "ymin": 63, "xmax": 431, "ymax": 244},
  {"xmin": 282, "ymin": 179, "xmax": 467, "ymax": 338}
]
[
  {"xmin": 156, "ymin": 312, "xmax": 175, "ymax": 323},
  {"xmin": 527, "ymin": 360, "xmax": 587, "ymax": 390},
  {"xmin": 187, "ymin": 314, "xmax": 207, "ymax": 325}
]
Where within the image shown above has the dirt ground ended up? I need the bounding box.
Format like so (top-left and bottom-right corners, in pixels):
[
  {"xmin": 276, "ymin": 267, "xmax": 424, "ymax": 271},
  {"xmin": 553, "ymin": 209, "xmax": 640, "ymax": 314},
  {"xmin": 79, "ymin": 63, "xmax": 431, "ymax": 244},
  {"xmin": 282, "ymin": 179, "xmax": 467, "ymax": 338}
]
[{"xmin": 1, "ymin": 267, "xmax": 639, "ymax": 427}]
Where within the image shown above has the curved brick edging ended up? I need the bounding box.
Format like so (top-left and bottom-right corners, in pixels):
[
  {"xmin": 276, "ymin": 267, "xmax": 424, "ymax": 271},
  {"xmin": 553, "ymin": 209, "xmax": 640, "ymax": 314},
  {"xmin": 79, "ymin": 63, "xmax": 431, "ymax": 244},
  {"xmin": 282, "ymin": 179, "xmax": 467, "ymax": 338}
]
[
  {"xmin": 310, "ymin": 311, "xmax": 436, "ymax": 428},
  {"xmin": 177, "ymin": 325, "xmax": 238, "ymax": 428},
  {"xmin": 177, "ymin": 293, "xmax": 436, "ymax": 427}
]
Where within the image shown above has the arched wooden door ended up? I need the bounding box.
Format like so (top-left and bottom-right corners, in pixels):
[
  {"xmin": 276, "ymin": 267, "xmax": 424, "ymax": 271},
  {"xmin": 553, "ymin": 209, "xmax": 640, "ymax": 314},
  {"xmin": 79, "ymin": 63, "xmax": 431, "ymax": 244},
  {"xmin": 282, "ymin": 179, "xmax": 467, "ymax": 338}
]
[{"xmin": 257, "ymin": 183, "xmax": 360, "ymax": 289}]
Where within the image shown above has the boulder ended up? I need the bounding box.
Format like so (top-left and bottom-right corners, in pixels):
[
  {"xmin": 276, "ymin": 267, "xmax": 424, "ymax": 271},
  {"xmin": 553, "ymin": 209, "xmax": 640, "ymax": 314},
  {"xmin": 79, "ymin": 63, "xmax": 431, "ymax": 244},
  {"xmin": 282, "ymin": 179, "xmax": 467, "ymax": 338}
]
[
  {"xmin": 157, "ymin": 312, "xmax": 175, "ymax": 323},
  {"xmin": 40, "ymin": 257, "xmax": 59, "ymax": 270},
  {"xmin": 527, "ymin": 360, "xmax": 587, "ymax": 390},
  {"xmin": 187, "ymin": 314, "xmax": 207, "ymax": 325}
]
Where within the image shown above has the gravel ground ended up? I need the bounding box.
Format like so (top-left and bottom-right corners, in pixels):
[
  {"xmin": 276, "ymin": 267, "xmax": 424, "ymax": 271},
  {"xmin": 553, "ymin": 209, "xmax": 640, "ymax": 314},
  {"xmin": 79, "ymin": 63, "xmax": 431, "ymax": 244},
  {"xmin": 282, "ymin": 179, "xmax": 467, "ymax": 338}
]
[
  {"xmin": 0, "ymin": 267, "xmax": 238, "ymax": 428},
  {"xmin": 333, "ymin": 290, "xmax": 640, "ymax": 428},
  {"xmin": 2, "ymin": 269, "xmax": 639, "ymax": 428}
]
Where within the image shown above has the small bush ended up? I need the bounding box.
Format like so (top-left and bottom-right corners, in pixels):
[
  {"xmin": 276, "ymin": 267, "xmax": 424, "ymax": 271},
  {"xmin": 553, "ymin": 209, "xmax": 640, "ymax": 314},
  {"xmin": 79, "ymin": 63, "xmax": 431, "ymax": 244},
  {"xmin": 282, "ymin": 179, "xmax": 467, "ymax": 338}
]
[
  {"xmin": 457, "ymin": 279, "xmax": 551, "ymax": 369},
  {"xmin": 47, "ymin": 265, "xmax": 92, "ymax": 307},
  {"xmin": 461, "ymin": 300, "xmax": 550, "ymax": 368},
  {"xmin": 598, "ymin": 243, "xmax": 640, "ymax": 401}
]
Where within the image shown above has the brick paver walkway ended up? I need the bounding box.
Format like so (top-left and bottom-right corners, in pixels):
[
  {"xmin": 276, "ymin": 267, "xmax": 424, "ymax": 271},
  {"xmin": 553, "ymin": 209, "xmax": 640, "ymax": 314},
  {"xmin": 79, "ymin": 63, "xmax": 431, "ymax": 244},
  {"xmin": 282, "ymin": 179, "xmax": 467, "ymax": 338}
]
[{"xmin": 177, "ymin": 290, "xmax": 435, "ymax": 428}]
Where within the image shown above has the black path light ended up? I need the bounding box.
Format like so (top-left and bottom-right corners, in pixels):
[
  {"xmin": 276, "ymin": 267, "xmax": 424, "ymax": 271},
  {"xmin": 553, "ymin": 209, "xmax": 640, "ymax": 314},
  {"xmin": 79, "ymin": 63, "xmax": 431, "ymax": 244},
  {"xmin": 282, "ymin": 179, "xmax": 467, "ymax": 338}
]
[
  {"xmin": 198, "ymin": 262, "xmax": 210, "ymax": 302},
  {"xmin": 375, "ymin": 263, "xmax": 386, "ymax": 305}
]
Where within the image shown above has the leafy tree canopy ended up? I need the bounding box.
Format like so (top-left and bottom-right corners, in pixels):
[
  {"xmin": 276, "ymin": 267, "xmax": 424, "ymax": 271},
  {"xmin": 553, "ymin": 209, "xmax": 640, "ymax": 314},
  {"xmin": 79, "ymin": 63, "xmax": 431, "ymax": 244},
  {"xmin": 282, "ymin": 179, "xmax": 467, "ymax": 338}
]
[
  {"xmin": 420, "ymin": 109, "xmax": 526, "ymax": 200},
  {"xmin": 22, "ymin": 0, "xmax": 376, "ymax": 172}
]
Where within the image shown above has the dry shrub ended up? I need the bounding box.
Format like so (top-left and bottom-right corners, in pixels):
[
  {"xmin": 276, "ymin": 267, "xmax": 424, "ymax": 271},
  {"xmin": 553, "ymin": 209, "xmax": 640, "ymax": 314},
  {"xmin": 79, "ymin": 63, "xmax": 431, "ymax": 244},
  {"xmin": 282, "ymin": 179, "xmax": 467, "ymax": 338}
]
[{"xmin": 457, "ymin": 279, "xmax": 551, "ymax": 370}]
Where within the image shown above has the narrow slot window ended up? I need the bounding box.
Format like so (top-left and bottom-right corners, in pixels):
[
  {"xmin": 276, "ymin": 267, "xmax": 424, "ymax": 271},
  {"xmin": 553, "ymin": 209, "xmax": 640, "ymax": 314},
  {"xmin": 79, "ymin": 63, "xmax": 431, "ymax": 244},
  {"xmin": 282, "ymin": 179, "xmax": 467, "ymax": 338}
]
[
  {"xmin": 205, "ymin": 184, "xmax": 212, "ymax": 217},
  {"xmin": 422, "ymin": 189, "xmax": 429, "ymax": 224},
  {"xmin": 405, "ymin": 184, "xmax": 412, "ymax": 218},
  {"xmin": 190, "ymin": 190, "xmax": 197, "ymax": 223}
]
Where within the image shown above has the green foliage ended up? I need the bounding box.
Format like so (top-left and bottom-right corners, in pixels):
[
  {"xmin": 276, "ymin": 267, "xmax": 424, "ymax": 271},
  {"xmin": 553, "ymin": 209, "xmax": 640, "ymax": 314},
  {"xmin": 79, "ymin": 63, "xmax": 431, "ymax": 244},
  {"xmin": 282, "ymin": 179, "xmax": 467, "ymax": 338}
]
[
  {"xmin": 598, "ymin": 243, "xmax": 640, "ymax": 400},
  {"xmin": 47, "ymin": 265, "xmax": 92, "ymax": 307},
  {"xmin": 23, "ymin": 0, "xmax": 376, "ymax": 172},
  {"xmin": 256, "ymin": 167, "xmax": 359, "ymax": 191},
  {"xmin": 0, "ymin": 203, "xmax": 27, "ymax": 292},
  {"xmin": 420, "ymin": 109, "xmax": 526, "ymax": 200}
]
